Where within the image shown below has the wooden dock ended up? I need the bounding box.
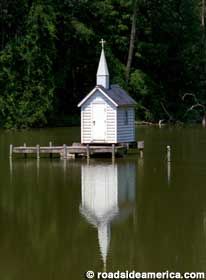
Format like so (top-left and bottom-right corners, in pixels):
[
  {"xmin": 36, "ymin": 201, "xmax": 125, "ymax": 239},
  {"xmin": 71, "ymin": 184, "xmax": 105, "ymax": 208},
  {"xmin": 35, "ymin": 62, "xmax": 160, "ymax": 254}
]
[
  {"xmin": 9, "ymin": 141, "xmax": 144, "ymax": 160},
  {"xmin": 10, "ymin": 143, "xmax": 126, "ymax": 159}
]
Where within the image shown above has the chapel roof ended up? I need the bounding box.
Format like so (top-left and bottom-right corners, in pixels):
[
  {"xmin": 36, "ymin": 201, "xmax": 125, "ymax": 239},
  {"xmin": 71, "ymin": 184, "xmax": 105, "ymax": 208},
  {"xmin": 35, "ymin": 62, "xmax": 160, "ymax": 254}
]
[
  {"xmin": 78, "ymin": 84, "xmax": 137, "ymax": 107},
  {"xmin": 98, "ymin": 84, "xmax": 137, "ymax": 106}
]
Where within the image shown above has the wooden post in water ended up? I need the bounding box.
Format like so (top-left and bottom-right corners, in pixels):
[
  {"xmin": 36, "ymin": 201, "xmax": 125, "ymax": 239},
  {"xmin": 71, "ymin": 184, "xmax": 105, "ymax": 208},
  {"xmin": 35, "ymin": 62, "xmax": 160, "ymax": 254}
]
[
  {"xmin": 63, "ymin": 159, "xmax": 67, "ymax": 173},
  {"xmin": 126, "ymin": 143, "xmax": 129, "ymax": 150},
  {"xmin": 9, "ymin": 144, "xmax": 13, "ymax": 158},
  {"xmin": 37, "ymin": 158, "xmax": 40, "ymax": 177},
  {"xmin": 112, "ymin": 144, "xmax": 115, "ymax": 160},
  {"xmin": 86, "ymin": 145, "xmax": 90, "ymax": 159},
  {"xmin": 138, "ymin": 141, "xmax": 144, "ymax": 158},
  {"xmin": 167, "ymin": 161, "xmax": 171, "ymax": 185},
  {"xmin": 49, "ymin": 141, "xmax": 52, "ymax": 159},
  {"xmin": 24, "ymin": 143, "xmax": 27, "ymax": 159},
  {"xmin": 9, "ymin": 157, "xmax": 13, "ymax": 177},
  {"xmin": 167, "ymin": 145, "xmax": 171, "ymax": 162},
  {"xmin": 63, "ymin": 144, "xmax": 67, "ymax": 159},
  {"xmin": 37, "ymin": 144, "xmax": 40, "ymax": 160}
]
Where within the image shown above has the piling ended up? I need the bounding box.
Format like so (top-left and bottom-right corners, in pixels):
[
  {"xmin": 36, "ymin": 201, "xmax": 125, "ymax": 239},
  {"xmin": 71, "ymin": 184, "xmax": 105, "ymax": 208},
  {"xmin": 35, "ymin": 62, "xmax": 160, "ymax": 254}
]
[
  {"xmin": 63, "ymin": 144, "xmax": 67, "ymax": 159},
  {"xmin": 36, "ymin": 144, "xmax": 40, "ymax": 159},
  {"xmin": 37, "ymin": 158, "xmax": 40, "ymax": 180},
  {"xmin": 49, "ymin": 141, "xmax": 52, "ymax": 159},
  {"xmin": 9, "ymin": 157, "xmax": 13, "ymax": 177},
  {"xmin": 86, "ymin": 145, "xmax": 90, "ymax": 159},
  {"xmin": 9, "ymin": 144, "xmax": 13, "ymax": 158},
  {"xmin": 126, "ymin": 143, "xmax": 129, "ymax": 151},
  {"xmin": 23, "ymin": 143, "xmax": 27, "ymax": 159},
  {"xmin": 167, "ymin": 161, "xmax": 171, "ymax": 185},
  {"xmin": 167, "ymin": 145, "xmax": 171, "ymax": 162},
  {"xmin": 112, "ymin": 144, "xmax": 115, "ymax": 159},
  {"xmin": 63, "ymin": 159, "xmax": 67, "ymax": 173},
  {"xmin": 138, "ymin": 141, "xmax": 144, "ymax": 159}
]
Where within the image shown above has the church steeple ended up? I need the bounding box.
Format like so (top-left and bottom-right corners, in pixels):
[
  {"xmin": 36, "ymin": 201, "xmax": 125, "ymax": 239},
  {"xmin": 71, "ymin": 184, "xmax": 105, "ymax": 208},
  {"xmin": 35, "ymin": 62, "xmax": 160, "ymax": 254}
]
[{"xmin": 96, "ymin": 39, "xmax": 110, "ymax": 89}]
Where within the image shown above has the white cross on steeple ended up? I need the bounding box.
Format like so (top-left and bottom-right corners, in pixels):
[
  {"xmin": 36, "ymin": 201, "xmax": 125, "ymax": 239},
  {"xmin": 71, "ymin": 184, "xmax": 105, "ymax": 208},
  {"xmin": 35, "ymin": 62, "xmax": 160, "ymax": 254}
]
[{"xmin": 100, "ymin": 38, "xmax": 106, "ymax": 49}]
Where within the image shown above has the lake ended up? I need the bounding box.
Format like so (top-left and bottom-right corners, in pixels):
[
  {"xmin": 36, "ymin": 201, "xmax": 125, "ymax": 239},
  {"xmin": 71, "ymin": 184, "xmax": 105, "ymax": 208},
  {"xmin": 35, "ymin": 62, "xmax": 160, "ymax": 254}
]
[{"xmin": 0, "ymin": 125, "xmax": 206, "ymax": 279}]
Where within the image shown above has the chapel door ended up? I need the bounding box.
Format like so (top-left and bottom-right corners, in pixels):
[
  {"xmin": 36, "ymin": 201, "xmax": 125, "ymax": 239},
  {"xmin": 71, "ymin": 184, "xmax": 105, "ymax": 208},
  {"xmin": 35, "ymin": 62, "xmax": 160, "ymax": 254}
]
[{"xmin": 92, "ymin": 103, "xmax": 106, "ymax": 141}]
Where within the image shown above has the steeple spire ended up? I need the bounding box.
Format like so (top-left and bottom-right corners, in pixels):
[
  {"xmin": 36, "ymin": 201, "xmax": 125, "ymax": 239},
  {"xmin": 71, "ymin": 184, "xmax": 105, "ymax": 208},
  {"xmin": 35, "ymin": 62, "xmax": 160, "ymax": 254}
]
[{"xmin": 96, "ymin": 38, "xmax": 109, "ymax": 89}]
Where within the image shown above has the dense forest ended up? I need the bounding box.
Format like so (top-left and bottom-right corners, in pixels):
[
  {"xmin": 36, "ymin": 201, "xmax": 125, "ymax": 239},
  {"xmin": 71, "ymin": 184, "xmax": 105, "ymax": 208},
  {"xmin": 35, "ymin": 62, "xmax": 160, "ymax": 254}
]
[{"xmin": 0, "ymin": 0, "xmax": 206, "ymax": 128}]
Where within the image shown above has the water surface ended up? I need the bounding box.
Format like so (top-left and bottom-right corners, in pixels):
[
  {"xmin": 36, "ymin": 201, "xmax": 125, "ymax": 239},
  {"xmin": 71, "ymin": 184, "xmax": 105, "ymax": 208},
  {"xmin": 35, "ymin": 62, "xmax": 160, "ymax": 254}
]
[{"xmin": 0, "ymin": 125, "xmax": 206, "ymax": 279}]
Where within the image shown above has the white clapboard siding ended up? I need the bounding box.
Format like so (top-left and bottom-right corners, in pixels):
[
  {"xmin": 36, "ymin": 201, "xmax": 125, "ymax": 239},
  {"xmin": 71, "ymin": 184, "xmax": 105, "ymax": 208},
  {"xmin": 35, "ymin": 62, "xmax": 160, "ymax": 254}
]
[
  {"xmin": 81, "ymin": 89, "xmax": 135, "ymax": 144},
  {"xmin": 117, "ymin": 107, "xmax": 135, "ymax": 143},
  {"xmin": 81, "ymin": 104, "xmax": 92, "ymax": 143},
  {"xmin": 106, "ymin": 102, "xmax": 116, "ymax": 143},
  {"xmin": 81, "ymin": 90, "xmax": 117, "ymax": 143}
]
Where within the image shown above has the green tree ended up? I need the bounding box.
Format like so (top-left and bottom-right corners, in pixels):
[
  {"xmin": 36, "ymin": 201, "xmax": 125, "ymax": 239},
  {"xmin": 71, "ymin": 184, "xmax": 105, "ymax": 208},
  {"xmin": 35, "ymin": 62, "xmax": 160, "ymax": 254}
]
[
  {"xmin": 0, "ymin": 0, "xmax": 205, "ymax": 127},
  {"xmin": 130, "ymin": 0, "xmax": 202, "ymax": 121},
  {"xmin": 0, "ymin": 2, "xmax": 56, "ymax": 128}
]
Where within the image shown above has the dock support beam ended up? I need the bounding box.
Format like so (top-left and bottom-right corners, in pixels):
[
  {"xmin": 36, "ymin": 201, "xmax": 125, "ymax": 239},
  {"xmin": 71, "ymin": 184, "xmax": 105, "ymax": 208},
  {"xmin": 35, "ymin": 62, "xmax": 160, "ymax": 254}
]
[
  {"xmin": 63, "ymin": 144, "xmax": 67, "ymax": 159},
  {"xmin": 49, "ymin": 141, "xmax": 52, "ymax": 159},
  {"xmin": 126, "ymin": 143, "xmax": 129, "ymax": 152},
  {"xmin": 86, "ymin": 145, "xmax": 90, "ymax": 159},
  {"xmin": 24, "ymin": 143, "xmax": 27, "ymax": 159},
  {"xmin": 112, "ymin": 144, "xmax": 115, "ymax": 160},
  {"xmin": 36, "ymin": 144, "xmax": 40, "ymax": 160}
]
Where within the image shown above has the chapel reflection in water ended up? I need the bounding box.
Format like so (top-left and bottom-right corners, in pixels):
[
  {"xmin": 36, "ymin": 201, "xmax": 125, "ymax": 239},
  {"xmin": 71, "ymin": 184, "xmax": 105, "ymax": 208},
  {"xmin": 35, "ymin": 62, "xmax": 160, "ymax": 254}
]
[{"xmin": 79, "ymin": 161, "xmax": 137, "ymax": 268}]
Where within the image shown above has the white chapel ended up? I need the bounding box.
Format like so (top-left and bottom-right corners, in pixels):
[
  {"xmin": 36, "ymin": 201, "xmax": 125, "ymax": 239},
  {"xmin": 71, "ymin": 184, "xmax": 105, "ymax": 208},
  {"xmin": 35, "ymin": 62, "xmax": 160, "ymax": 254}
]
[{"xmin": 77, "ymin": 39, "xmax": 137, "ymax": 144}]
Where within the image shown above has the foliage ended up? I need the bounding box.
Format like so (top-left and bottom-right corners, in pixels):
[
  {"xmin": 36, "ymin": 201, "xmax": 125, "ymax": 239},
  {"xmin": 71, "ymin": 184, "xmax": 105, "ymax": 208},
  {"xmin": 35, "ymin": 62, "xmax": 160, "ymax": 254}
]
[
  {"xmin": 129, "ymin": 69, "xmax": 158, "ymax": 121},
  {"xmin": 0, "ymin": 0, "xmax": 205, "ymax": 127},
  {"xmin": 0, "ymin": 3, "xmax": 56, "ymax": 128}
]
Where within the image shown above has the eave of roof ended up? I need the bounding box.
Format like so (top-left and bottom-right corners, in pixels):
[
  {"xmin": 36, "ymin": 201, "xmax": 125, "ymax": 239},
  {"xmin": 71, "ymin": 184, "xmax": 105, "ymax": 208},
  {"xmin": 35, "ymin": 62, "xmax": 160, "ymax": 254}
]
[
  {"xmin": 77, "ymin": 86, "xmax": 118, "ymax": 107},
  {"xmin": 77, "ymin": 85, "xmax": 137, "ymax": 108}
]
